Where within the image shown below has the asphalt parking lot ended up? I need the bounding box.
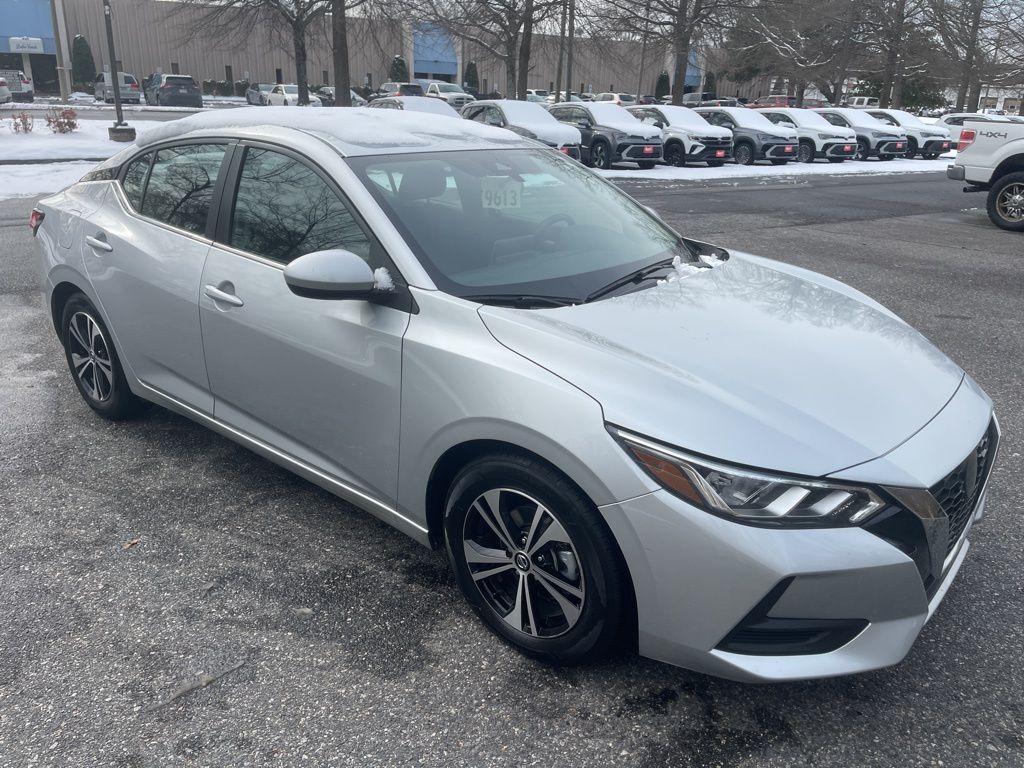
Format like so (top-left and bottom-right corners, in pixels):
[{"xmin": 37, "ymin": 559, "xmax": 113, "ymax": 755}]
[{"xmin": 1, "ymin": 171, "xmax": 1021, "ymax": 767}]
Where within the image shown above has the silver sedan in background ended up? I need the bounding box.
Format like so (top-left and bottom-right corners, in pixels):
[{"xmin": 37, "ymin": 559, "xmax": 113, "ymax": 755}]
[{"xmin": 31, "ymin": 108, "xmax": 998, "ymax": 682}]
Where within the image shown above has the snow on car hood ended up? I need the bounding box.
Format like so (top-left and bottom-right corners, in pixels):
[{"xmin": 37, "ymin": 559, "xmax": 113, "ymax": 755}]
[
  {"xmin": 586, "ymin": 104, "xmax": 662, "ymax": 139},
  {"xmin": 517, "ymin": 120, "xmax": 581, "ymax": 146},
  {"xmin": 479, "ymin": 253, "xmax": 965, "ymax": 477}
]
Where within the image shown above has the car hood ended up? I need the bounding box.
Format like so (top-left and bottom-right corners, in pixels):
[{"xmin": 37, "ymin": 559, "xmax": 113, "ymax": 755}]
[
  {"xmin": 762, "ymin": 125, "xmax": 799, "ymax": 140},
  {"xmin": 670, "ymin": 124, "xmax": 732, "ymax": 139},
  {"xmin": 518, "ymin": 120, "xmax": 581, "ymax": 146},
  {"xmin": 479, "ymin": 253, "xmax": 965, "ymax": 477},
  {"xmin": 600, "ymin": 120, "xmax": 662, "ymax": 139}
]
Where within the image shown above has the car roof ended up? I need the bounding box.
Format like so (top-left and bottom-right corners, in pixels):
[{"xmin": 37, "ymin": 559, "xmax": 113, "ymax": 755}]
[{"xmin": 133, "ymin": 105, "xmax": 527, "ymax": 156}]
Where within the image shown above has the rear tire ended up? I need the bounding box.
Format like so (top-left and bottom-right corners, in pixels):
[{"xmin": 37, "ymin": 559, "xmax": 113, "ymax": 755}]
[
  {"xmin": 60, "ymin": 293, "xmax": 145, "ymax": 421},
  {"xmin": 444, "ymin": 453, "xmax": 631, "ymax": 665},
  {"xmin": 986, "ymin": 172, "xmax": 1024, "ymax": 232}
]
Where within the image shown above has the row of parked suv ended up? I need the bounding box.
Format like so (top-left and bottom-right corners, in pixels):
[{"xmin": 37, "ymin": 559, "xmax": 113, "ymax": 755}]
[{"xmin": 361, "ymin": 95, "xmax": 953, "ymax": 171}]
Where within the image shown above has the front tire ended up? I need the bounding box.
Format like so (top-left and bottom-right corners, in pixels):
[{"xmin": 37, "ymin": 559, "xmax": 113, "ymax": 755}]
[
  {"xmin": 733, "ymin": 142, "xmax": 754, "ymax": 165},
  {"xmin": 590, "ymin": 140, "xmax": 612, "ymax": 170},
  {"xmin": 444, "ymin": 453, "xmax": 631, "ymax": 665},
  {"xmin": 797, "ymin": 141, "xmax": 815, "ymax": 163},
  {"xmin": 60, "ymin": 293, "xmax": 145, "ymax": 420},
  {"xmin": 664, "ymin": 141, "xmax": 685, "ymax": 167},
  {"xmin": 855, "ymin": 138, "xmax": 870, "ymax": 161},
  {"xmin": 904, "ymin": 138, "xmax": 919, "ymax": 159},
  {"xmin": 986, "ymin": 172, "xmax": 1024, "ymax": 232},
  {"xmin": 636, "ymin": 161, "xmax": 655, "ymax": 170}
]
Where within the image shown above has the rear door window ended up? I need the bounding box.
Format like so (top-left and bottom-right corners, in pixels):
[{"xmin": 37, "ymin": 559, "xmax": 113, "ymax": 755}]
[
  {"xmin": 121, "ymin": 153, "xmax": 153, "ymax": 210},
  {"xmin": 141, "ymin": 144, "xmax": 228, "ymax": 234}
]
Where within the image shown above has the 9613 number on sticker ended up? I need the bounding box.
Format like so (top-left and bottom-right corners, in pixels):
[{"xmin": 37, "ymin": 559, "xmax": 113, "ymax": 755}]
[{"xmin": 482, "ymin": 177, "xmax": 523, "ymax": 209}]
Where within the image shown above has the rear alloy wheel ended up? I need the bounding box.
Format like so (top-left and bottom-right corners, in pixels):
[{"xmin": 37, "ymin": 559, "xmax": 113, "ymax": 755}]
[
  {"xmin": 987, "ymin": 172, "xmax": 1024, "ymax": 232},
  {"xmin": 855, "ymin": 139, "xmax": 870, "ymax": 161},
  {"xmin": 664, "ymin": 141, "xmax": 685, "ymax": 167},
  {"xmin": 590, "ymin": 141, "xmax": 612, "ymax": 170},
  {"xmin": 60, "ymin": 294, "xmax": 145, "ymax": 420},
  {"xmin": 733, "ymin": 142, "xmax": 754, "ymax": 165},
  {"xmin": 797, "ymin": 141, "xmax": 815, "ymax": 163},
  {"xmin": 445, "ymin": 454, "xmax": 630, "ymax": 664}
]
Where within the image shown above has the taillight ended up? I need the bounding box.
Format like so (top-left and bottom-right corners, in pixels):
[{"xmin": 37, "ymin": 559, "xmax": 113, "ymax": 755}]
[
  {"xmin": 958, "ymin": 129, "xmax": 975, "ymax": 152},
  {"xmin": 29, "ymin": 209, "xmax": 44, "ymax": 235},
  {"xmin": 559, "ymin": 146, "xmax": 571, "ymax": 154},
  {"xmin": 21, "ymin": 76, "xmax": 30, "ymax": 85}
]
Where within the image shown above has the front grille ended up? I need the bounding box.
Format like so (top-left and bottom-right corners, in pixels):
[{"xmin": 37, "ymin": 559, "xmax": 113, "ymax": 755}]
[{"xmin": 930, "ymin": 421, "xmax": 997, "ymax": 555}]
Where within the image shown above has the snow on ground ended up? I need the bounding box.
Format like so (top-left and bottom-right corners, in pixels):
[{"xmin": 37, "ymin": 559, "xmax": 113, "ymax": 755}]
[
  {"xmin": 0, "ymin": 162, "xmax": 99, "ymax": 199},
  {"xmin": 0, "ymin": 119, "xmax": 162, "ymax": 161},
  {"xmin": 598, "ymin": 155, "xmax": 954, "ymax": 181},
  {"xmin": 1, "ymin": 99, "xmax": 236, "ymax": 113}
]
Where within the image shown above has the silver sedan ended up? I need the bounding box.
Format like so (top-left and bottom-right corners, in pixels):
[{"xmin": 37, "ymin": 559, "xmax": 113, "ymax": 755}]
[{"xmin": 31, "ymin": 107, "xmax": 998, "ymax": 682}]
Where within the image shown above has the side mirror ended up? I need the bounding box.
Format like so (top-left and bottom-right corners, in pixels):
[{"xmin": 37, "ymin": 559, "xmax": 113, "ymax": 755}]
[{"xmin": 284, "ymin": 249, "xmax": 377, "ymax": 300}]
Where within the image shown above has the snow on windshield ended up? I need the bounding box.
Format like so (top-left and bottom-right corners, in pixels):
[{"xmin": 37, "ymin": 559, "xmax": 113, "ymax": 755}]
[
  {"xmin": 499, "ymin": 100, "xmax": 556, "ymax": 123},
  {"xmin": 586, "ymin": 102, "xmax": 639, "ymax": 123},
  {"xmin": 725, "ymin": 109, "xmax": 776, "ymax": 129},
  {"xmin": 784, "ymin": 110, "xmax": 835, "ymax": 129},
  {"xmin": 658, "ymin": 106, "xmax": 713, "ymax": 129}
]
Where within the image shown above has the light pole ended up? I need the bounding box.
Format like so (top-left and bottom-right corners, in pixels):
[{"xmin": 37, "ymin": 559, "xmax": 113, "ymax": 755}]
[
  {"xmin": 564, "ymin": 0, "xmax": 575, "ymax": 101},
  {"xmin": 102, "ymin": 0, "xmax": 135, "ymax": 141}
]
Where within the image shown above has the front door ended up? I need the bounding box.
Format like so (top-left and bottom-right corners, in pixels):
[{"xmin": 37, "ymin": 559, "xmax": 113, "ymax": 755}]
[
  {"xmin": 84, "ymin": 142, "xmax": 231, "ymax": 412},
  {"xmin": 199, "ymin": 144, "xmax": 409, "ymax": 505}
]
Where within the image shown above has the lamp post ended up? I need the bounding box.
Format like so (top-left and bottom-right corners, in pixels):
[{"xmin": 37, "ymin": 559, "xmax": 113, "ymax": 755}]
[{"xmin": 102, "ymin": 0, "xmax": 135, "ymax": 141}]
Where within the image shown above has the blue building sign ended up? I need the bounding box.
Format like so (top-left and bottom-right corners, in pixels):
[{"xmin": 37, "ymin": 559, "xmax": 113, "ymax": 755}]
[
  {"xmin": 0, "ymin": 0, "xmax": 56, "ymax": 55},
  {"xmin": 412, "ymin": 24, "xmax": 457, "ymax": 80}
]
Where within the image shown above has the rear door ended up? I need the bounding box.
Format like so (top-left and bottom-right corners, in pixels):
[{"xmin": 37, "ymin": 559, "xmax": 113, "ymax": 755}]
[
  {"xmin": 198, "ymin": 142, "xmax": 411, "ymax": 505},
  {"xmin": 83, "ymin": 141, "xmax": 232, "ymax": 412}
]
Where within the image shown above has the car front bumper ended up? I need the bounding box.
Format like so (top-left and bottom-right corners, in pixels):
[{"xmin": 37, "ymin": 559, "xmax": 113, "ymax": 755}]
[
  {"xmin": 876, "ymin": 139, "xmax": 907, "ymax": 155},
  {"xmin": 922, "ymin": 138, "xmax": 952, "ymax": 154},
  {"xmin": 600, "ymin": 485, "xmax": 987, "ymax": 682},
  {"xmin": 762, "ymin": 141, "xmax": 799, "ymax": 159},
  {"xmin": 822, "ymin": 141, "xmax": 858, "ymax": 158},
  {"xmin": 615, "ymin": 139, "xmax": 663, "ymax": 162},
  {"xmin": 688, "ymin": 139, "xmax": 732, "ymax": 162}
]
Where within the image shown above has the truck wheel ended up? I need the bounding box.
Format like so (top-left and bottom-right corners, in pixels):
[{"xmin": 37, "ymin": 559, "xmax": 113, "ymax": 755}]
[
  {"xmin": 986, "ymin": 172, "xmax": 1024, "ymax": 232},
  {"xmin": 797, "ymin": 141, "xmax": 815, "ymax": 163}
]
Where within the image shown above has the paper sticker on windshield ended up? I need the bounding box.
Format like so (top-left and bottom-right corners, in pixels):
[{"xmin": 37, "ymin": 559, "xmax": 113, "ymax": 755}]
[{"xmin": 482, "ymin": 177, "xmax": 523, "ymax": 209}]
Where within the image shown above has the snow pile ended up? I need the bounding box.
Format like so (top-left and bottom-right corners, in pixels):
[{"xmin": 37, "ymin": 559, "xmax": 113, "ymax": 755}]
[
  {"xmin": 598, "ymin": 155, "xmax": 953, "ymax": 181},
  {"xmin": 373, "ymin": 267, "xmax": 395, "ymax": 291},
  {"xmin": 657, "ymin": 255, "xmax": 708, "ymax": 286},
  {"xmin": 0, "ymin": 119, "xmax": 162, "ymax": 161},
  {"xmin": 0, "ymin": 161, "xmax": 99, "ymax": 199}
]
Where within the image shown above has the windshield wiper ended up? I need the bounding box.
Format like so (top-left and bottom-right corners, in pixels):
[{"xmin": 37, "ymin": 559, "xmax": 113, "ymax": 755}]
[
  {"xmin": 584, "ymin": 257, "xmax": 689, "ymax": 303},
  {"xmin": 463, "ymin": 293, "xmax": 577, "ymax": 308}
]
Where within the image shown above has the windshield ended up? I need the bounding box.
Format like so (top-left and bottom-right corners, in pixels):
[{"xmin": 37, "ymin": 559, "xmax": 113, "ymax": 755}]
[
  {"xmin": 347, "ymin": 149, "xmax": 692, "ymax": 301},
  {"xmin": 784, "ymin": 110, "xmax": 834, "ymax": 129},
  {"xmin": 166, "ymin": 76, "xmax": 194, "ymax": 86},
  {"xmin": 283, "ymin": 85, "xmax": 298, "ymax": 94},
  {"xmin": 435, "ymin": 83, "xmax": 465, "ymax": 93},
  {"xmin": 727, "ymin": 109, "xmax": 776, "ymax": 129},
  {"xmin": 658, "ymin": 105, "xmax": 713, "ymax": 129}
]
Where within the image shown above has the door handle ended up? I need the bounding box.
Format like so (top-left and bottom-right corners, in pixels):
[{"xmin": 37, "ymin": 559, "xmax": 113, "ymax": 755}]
[
  {"xmin": 85, "ymin": 234, "xmax": 113, "ymax": 252},
  {"xmin": 204, "ymin": 284, "xmax": 244, "ymax": 307}
]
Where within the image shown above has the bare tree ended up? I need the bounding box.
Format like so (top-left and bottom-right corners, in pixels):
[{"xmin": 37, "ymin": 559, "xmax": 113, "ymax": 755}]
[
  {"xmin": 592, "ymin": 0, "xmax": 748, "ymax": 104},
  {"xmin": 172, "ymin": 0, "xmax": 325, "ymax": 104}
]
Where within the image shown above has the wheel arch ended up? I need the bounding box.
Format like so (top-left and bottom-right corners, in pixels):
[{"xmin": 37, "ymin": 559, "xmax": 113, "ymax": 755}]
[{"xmin": 992, "ymin": 154, "xmax": 1024, "ymax": 184}]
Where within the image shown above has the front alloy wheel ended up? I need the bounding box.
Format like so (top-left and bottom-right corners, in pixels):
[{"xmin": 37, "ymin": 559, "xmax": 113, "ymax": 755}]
[
  {"xmin": 664, "ymin": 142, "xmax": 685, "ymax": 167},
  {"xmin": 797, "ymin": 142, "xmax": 815, "ymax": 163},
  {"xmin": 444, "ymin": 453, "xmax": 630, "ymax": 664},
  {"xmin": 855, "ymin": 139, "xmax": 870, "ymax": 161},
  {"xmin": 591, "ymin": 141, "xmax": 612, "ymax": 170},
  {"xmin": 733, "ymin": 143, "xmax": 754, "ymax": 165},
  {"xmin": 462, "ymin": 489, "xmax": 585, "ymax": 638}
]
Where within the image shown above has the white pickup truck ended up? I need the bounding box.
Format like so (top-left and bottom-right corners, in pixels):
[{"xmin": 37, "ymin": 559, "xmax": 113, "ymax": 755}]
[{"xmin": 947, "ymin": 119, "xmax": 1024, "ymax": 231}]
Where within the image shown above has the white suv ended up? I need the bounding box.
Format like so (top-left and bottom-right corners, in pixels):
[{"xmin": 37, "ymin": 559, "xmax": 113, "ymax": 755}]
[
  {"xmin": 628, "ymin": 104, "xmax": 733, "ymax": 166},
  {"xmin": 814, "ymin": 108, "xmax": 907, "ymax": 160},
  {"xmin": 759, "ymin": 108, "xmax": 858, "ymax": 163},
  {"xmin": 868, "ymin": 109, "xmax": 952, "ymax": 159}
]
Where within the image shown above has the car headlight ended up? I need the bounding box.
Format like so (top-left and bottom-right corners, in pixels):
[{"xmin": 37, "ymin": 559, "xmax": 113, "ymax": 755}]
[
  {"xmin": 609, "ymin": 130, "xmax": 626, "ymax": 142},
  {"xmin": 754, "ymin": 133, "xmax": 776, "ymax": 143},
  {"xmin": 611, "ymin": 428, "xmax": 886, "ymax": 527},
  {"xmin": 686, "ymin": 133, "xmax": 702, "ymax": 142},
  {"xmin": 818, "ymin": 133, "xmax": 845, "ymax": 140}
]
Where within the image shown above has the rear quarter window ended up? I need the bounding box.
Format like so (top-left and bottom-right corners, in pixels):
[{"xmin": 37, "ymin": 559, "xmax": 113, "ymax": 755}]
[
  {"xmin": 121, "ymin": 153, "xmax": 152, "ymax": 210},
  {"xmin": 141, "ymin": 144, "xmax": 228, "ymax": 234}
]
